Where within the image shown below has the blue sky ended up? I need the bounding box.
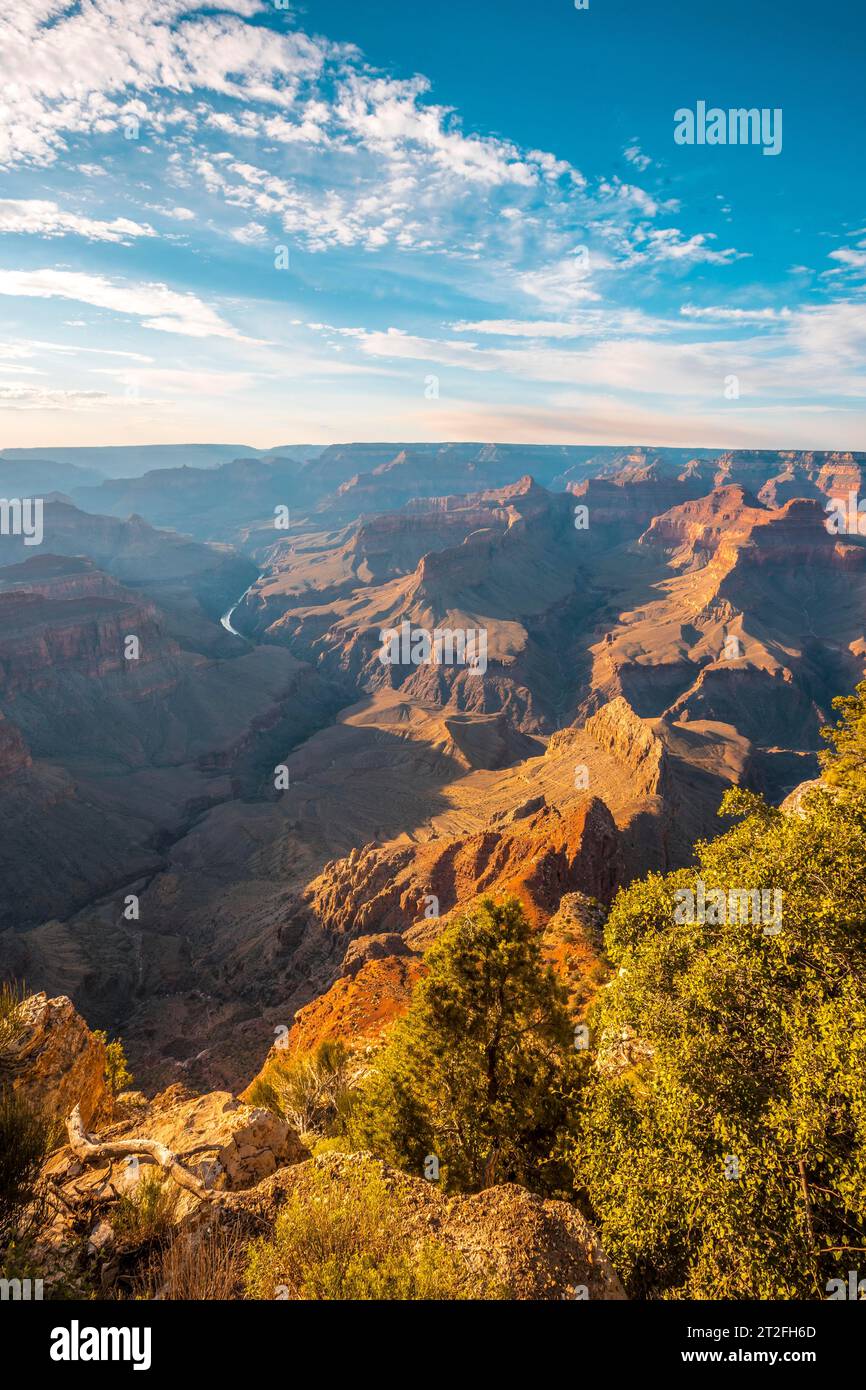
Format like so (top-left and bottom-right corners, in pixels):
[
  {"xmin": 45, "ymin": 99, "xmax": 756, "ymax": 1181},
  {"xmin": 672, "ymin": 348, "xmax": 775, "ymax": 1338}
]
[{"xmin": 0, "ymin": 0, "xmax": 864, "ymax": 448}]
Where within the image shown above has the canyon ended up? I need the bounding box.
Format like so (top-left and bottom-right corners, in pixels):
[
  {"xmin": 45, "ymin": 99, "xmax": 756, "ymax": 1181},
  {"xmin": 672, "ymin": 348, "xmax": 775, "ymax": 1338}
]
[{"xmin": 0, "ymin": 443, "xmax": 863, "ymax": 1095}]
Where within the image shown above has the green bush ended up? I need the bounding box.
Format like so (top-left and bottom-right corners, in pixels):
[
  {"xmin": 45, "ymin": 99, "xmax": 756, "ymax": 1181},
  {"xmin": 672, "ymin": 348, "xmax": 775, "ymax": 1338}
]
[
  {"xmin": 93, "ymin": 1032, "xmax": 133, "ymax": 1098},
  {"xmin": 0, "ymin": 1088, "xmax": 59, "ymax": 1254},
  {"xmin": 111, "ymin": 1170, "xmax": 178, "ymax": 1246},
  {"xmin": 244, "ymin": 1161, "xmax": 502, "ymax": 1300},
  {"xmin": 571, "ymin": 782, "xmax": 866, "ymax": 1298},
  {"xmin": 247, "ymin": 1039, "xmax": 355, "ymax": 1144},
  {"xmin": 821, "ymin": 678, "xmax": 866, "ymax": 793}
]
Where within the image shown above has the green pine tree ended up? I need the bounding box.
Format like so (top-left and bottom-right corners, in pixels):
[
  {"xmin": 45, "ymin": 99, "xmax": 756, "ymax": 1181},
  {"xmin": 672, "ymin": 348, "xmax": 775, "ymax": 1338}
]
[{"xmin": 354, "ymin": 897, "xmax": 582, "ymax": 1193}]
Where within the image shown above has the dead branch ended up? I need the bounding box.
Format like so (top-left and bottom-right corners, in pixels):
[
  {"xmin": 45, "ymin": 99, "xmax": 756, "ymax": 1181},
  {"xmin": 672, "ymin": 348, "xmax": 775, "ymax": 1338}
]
[
  {"xmin": 66, "ymin": 1104, "xmax": 214, "ymax": 1203},
  {"xmin": 43, "ymin": 1176, "xmax": 80, "ymax": 1214}
]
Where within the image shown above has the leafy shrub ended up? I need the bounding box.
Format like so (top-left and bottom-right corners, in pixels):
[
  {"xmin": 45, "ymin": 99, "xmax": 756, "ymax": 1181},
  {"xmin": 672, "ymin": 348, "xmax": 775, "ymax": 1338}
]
[
  {"xmin": 93, "ymin": 1032, "xmax": 134, "ymax": 1099},
  {"xmin": 572, "ymin": 782, "xmax": 866, "ymax": 1298},
  {"xmin": 244, "ymin": 1161, "xmax": 502, "ymax": 1300},
  {"xmin": 111, "ymin": 1170, "xmax": 178, "ymax": 1245},
  {"xmin": 821, "ymin": 678, "xmax": 866, "ymax": 793},
  {"xmin": 0, "ymin": 1089, "xmax": 59, "ymax": 1254},
  {"xmin": 247, "ymin": 1039, "xmax": 356, "ymax": 1144}
]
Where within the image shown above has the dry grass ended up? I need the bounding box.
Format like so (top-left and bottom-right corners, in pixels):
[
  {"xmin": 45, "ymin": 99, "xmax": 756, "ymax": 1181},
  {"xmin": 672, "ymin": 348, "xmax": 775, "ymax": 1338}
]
[{"xmin": 139, "ymin": 1223, "xmax": 247, "ymax": 1300}]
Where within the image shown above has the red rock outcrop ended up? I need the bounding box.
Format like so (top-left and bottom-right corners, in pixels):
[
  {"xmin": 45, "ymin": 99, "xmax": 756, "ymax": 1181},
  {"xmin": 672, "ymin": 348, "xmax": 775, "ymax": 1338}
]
[
  {"xmin": 309, "ymin": 793, "xmax": 621, "ymax": 943},
  {"xmin": 260, "ymin": 953, "xmax": 426, "ymax": 1060},
  {"xmin": 583, "ymin": 698, "xmax": 669, "ymax": 800},
  {"xmin": 0, "ymin": 588, "xmax": 177, "ymax": 699}
]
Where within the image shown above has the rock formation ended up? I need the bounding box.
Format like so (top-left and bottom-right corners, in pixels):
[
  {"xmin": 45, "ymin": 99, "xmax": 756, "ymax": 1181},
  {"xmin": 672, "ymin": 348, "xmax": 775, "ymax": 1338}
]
[{"xmin": 7, "ymin": 992, "xmax": 106, "ymax": 1127}]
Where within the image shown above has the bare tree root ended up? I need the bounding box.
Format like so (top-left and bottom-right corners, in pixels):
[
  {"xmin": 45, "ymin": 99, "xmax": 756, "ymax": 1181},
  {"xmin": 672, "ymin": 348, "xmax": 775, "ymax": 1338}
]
[{"xmin": 66, "ymin": 1104, "xmax": 215, "ymax": 1203}]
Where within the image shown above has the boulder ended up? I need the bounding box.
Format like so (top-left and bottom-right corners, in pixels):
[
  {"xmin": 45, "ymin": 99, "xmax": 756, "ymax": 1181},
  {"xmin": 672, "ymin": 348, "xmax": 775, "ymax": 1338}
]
[
  {"xmin": 122, "ymin": 1088, "xmax": 307, "ymax": 1190},
  {"xmin": 779, "ymin": 777, "xmax": 826, "ymax": 814}
]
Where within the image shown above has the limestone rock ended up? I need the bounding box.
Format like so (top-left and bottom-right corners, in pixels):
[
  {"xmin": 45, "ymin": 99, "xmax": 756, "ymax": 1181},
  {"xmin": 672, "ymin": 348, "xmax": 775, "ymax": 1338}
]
[
  {"xmin": 779, "ymin": 777, "xmax": 826, "ymax": 814},
  {"xmin": 585, "ymin": 698, "xmax": 669, "ymax": 800},
  {"xmin": 87, "ymin": 1219, "xmax": 115, "ymax": 1256},
  {"xmin": 122, "ymin": 1089, "xmax": 307, "ymax": 1190},
  {"xmin": 8, "ymin": 992, "xmax": 106, "ymax": 1127}
]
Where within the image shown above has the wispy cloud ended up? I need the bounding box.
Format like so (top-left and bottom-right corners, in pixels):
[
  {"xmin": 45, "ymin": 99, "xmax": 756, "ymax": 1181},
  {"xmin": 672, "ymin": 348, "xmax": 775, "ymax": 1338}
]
[
  {"xmin": 623, "ymin": 142, "xmax": 652, "ymax": 173},
  {"xmin": 0, "ymin": 199, "xmax": 155, "ymax": 243},
  {"xmin": 680, "ymin": 305, "xmax": 792, "ymax": 324},
  {"xmin": 0, "ymin": 269, "xmax": 253, "ymax": 340},
  {"xmin": 450, "ymin": 320, "xmax": 595, "ymax": 339}
]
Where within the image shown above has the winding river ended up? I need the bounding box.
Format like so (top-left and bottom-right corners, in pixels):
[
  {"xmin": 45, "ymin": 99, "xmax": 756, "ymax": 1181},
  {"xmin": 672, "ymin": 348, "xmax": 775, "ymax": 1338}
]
[{"xmin": 219, "ymin": 578, "xmax": 260, "ymax": 637}]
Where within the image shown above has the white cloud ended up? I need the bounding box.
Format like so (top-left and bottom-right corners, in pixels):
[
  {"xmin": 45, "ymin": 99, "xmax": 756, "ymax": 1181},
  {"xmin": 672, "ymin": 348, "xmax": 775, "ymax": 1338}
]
[
  {"xmin": 636, "ymin": 228, "xmax": 744, "ymax": 266},
  {"xmin": 517, "ymin": 251, "xmax": 602, "ymax": 309},
  {"xmin": 0, "ymin": 0, "xmax": 739, "ymax": 287},
  {"xmin": 96, "ymin": 366, "xmax": 256, "ymax": 395},
  {"xmin": 307, "ymin": 297, "xmax": 866, "ymax": 405},
  {"xmin": 205, "ymin": 105, "xmax": 330, "ymax": 145},
  {"xmin": 623, "ymin": 143, "xmax": 651, "ymax": 172},
  {"xmin": 828, "ymin": 246, "xmax": 866, "ymax": 273},
  {"xmin": 0, "ymin": 383, "xmax": 113, "ymax": 411},
  {"xmin": 0, "ymin": 198, "xmax": 155, "ymax": 242},
  {"xmin": 192, "ymin": 154, "xmax": 433, "ymax": 253},
  {"xmin": 18, "ymin": 339, "xmax": 154, "ymax": 364},
  {"xmin": 453, "ymin": 308, "xmax": 675, "ymax": 339},
  {"xmin": 334, "ymin": 72, "xmax": 542, "ymax": 188},
  {"xmin": 0, "ymin": 1, "xmax": 857, "ymax": 447},
  {"xmin": 680, "ymin": 305, "xmax": 791, "ymax": 324},
  {"xmin": 786, "ymin": 300, "xmax": 866, "ymax": 371},
  {"xmin": 229, "ymin": 220, "xmax": 268, "ymax": 244},
  {"xmin": 450, "ymin": 319, "xmax": 592, "ymax": 339},
  {"xmin": 598, "ymin": 177, "xmax": 678, "ymax": 218},
  {"xmin": 346, "ymin": 326, "xmax": 498, "ymax": 372},
  {"xmin": 0, "ymin": 268, "xmax": 251, "ymax": 340},
  {"xmin": 0, "ymin": 1, "xmax": 331, "ymax": 168}
]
